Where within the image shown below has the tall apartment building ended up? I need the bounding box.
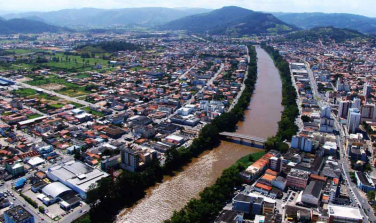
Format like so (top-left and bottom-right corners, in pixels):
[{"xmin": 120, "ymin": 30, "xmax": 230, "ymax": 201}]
[
  {"xmin": 360, "ymin": 104, "xmax": 376, "ymax": 120},
  {"xmin": 352, "ymin": 98, "xmax": 361, "ymax": 110},
  {"xmin": 338, "ymin": 100, "xmax": 351, "ymax": 119},
  {"xmin": 120, "ymin": 147, "xmax": 140, "ymax": 172},
  {"xmin": 291, "ymin": 135, "xmax": 313, "ymax": 152},
  {"xmin": 363, "ymin": 82, "xmax": 372, "ymax": 98},
  {"xmin": 269, "ymin": 157, "xmax": 282, "ymax": 173},
  {"xmin": 347, "ymin": 108, "xmax": 361, "ymax": 134},
  {"xmin": 320, "ymin": 105, "xmax": 334, "ymax": 133}
]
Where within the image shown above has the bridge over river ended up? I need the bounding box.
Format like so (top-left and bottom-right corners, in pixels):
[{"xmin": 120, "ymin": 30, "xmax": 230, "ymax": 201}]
[{"xmin": 219, "ymin": 132, "xmax": 267, "ymax": 146}]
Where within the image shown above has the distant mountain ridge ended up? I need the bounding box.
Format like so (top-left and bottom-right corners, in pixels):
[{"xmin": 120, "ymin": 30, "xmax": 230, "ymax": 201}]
[
  {"xmin": 0, "ymin": 18, "xmax": 65, "ymax": 34},
  {"xmin": 161, "ymin": 6, "xmax": 298, "ymax": 35},
  {"xmin": 3, "ymin": 7, "xmax": 213, "ymax": 27},
  {"xmin": 286, "ymin": 26, "xmax": 368, "ymax": 42},
  {"xmin": 273, "ymin": 12, "xmax": 376, "ymax": 34}
]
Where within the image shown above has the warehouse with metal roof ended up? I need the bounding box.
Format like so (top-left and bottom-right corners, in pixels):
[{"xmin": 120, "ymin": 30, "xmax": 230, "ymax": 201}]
[{"xmin": 42, "ymin": 182, "xmax": 72, "ymax": 204}]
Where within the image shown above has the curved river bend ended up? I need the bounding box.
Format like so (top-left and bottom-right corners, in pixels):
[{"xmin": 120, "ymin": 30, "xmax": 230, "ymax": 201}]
[{"xmin": 117, "ymin": 46, "xmax": 283, "ymax": 223}]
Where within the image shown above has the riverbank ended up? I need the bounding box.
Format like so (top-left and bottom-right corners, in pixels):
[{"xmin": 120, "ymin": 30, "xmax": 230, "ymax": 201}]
[
  {"xmin": 166, "ymin": 44, "xmax": 298, "ymax": 223},
  {"xmin": 262, "ymin": 43, "xmax": 299, "ymax": 152},
  {"xmin": 165, "ymin": 151, "xmax": 266, "ymax": 223}
]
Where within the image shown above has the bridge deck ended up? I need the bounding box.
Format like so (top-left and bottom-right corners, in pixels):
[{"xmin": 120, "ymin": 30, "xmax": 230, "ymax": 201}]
[{"xmin": 219, "ymin": 132, "xmax": 267, "ymax": 143}]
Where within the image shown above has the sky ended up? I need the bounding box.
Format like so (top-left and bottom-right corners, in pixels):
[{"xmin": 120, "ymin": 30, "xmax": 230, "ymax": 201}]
[{"xmin": 0, "ymin": 0, "xmax": 375, "ymax": 17}]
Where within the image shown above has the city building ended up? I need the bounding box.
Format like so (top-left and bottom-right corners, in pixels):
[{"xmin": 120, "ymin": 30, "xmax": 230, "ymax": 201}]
[
  {"xmin": 286, "ymin": 168, "xmax": 310, "ymax": 189},
  {"xmin": 120, "ymin": 147, "xmax": 140, "ymax": 172},
  {"xmin": 328, "ymin": 204, "xmax": 363, "ymax": 223},
  {"xmin": 291, "ymin": 135, "xmax": 313, "ymax": 152},
  {"xmin": 301, "ymin": 181, "xmax": 324, "ymax": 206},
  {"xmin": 268, "ymin": 157, "xmax": 282, "ymax": 173},
  {"xmin": 360, "ymin": 104, "xmax": 376, "ymax": 120},
  {"xmin": 319, "ymin": 105, "xmax": 334, "ymax": 133},
  {"xmin": 355, "ymin": 172, "xmax": 375, "ymax": 193},
  {"xmin": 101, "ymin": 155, "xmax": 121, "ymax": 171},
  {"xmin": 352, "ymin": 98, "xmax": 361, "ymax": 110},
  {"xmin": 338, "ymin": 100, "xmax": 351, "ymax": 120},
  {"xmin": 347, "ymin": 108, "xmax": 361, "ymax": 133},
  {"xmin": 4, "ymin": 206, "xmax": 34, "ymax": 223},
  {"xmin": 363, "ymin": 82, "xmax": 372, "ymax": 98},
  {"xmin": 46, "ymin": 160, "xmax": 109, "ymax": 199},
  {"xmin": 5, "ymin": 160, "xmax": 24, "ymax": 177},
  {"xmin": 271, "ymin": 176, "xmax": 287, "ymax": 191}
]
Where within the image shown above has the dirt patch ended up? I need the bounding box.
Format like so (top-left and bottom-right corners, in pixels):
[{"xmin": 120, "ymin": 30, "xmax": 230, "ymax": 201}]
[
  {"xmin": 40, "ymin": 84, "xmax": 66, "ymax": 91},
  {"xmin": 18, "ymin": 77, "xmax": 33, "ymax": 82}
]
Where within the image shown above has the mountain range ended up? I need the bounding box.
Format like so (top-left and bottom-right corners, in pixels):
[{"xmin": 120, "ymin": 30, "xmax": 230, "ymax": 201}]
[
  {"xmin": 273, "ymin": 12, "xmax": 376, "ymax": 34},
  {"xmin": 1, "ymin": 6, "xmax": 376, "ymax": 37},
  {"xmin": 2, "ymin": 7, "xmax": 212, "ymax": 27},
  {"xmin": 286, "ymin": 26, "xmax": 367, "ymax": 42},
  {"xmin": 0, "ymin": 18, "xmax": 65, "ymax": 34},
  {"xmin": 160, "ymin": 6, "xmax": 297, "ymax": 35}
]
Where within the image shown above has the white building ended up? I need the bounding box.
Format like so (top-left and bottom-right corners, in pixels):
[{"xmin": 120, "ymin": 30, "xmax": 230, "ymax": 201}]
[
  {"xmin": 46, "ymin": 161, "xmax": 109, "ymax": 199},
  {"xmin": 363, "ymin": 82, "xmax": 372, "ymax": 98},
  {"xmin": 351, "ymin": 98, "xmax": 361, "ymax": 110},
  {"xmin": 301, "ymin": 181, "xmax": 323, "ymax": 206},
  {"xmin": 319, "ymin": 105, "xmax": 334, "ymax": 133},
  {"xmin": 328, "ymin": 204, "xmax": 363, "ymax": 223},
  {"xmin": 347, "ymin": 108, "xmax": 361, "ymax": 133},
  {"xmin": 291, "ymin": 135, "xmax": 313, "ymax": 152}
]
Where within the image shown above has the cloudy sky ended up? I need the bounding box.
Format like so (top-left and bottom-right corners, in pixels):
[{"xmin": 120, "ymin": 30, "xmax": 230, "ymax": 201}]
[{"xmin": 1, "ymin": 0, "xmax": 375, "ymax": 17}]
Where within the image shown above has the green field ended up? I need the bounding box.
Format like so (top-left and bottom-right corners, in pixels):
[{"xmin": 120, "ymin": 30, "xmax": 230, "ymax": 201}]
[
  {"xmin": 130, "ymin": 66, "xmax": 149, "ymax": 71},
  {"xmin": 7, "ymin": 49, "xmax": 41, "ymax": 54},
  {"xmin": 13, "ymin": 88, "xmax": 36, "ymax": 97},
  {"xmin": 74, "ymin": 73, "xmax": 91, "ymax": 79},
  {"xmin": 27, "ymin": 114, "xmax": 42, "ymax": 120},
  {"xmin": 26, "ymin": 77, "xmax": 90, "ymax": 97},
  {"xmin": 35, "ymin": 53, "xmax": 111, "ymax": 71},
  {"xmin": 83, "ymin": 107, "xmax": 105, "ymax": 117},
  {"xmin": 236, "ymin": 151, "xmax": 266, "ymax": 167},
  {"xmin": 13, "ymin": 88, "xmax": 85, "ymax": 107}
]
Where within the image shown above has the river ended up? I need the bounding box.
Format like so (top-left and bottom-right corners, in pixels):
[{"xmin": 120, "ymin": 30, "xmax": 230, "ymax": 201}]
[{"xmin": 116, "ymin": 46, "xmax": 283, "ymax": 223}]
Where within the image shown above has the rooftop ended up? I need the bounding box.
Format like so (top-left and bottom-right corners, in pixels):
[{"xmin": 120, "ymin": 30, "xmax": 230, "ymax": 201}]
[
  {"xmin": 328, "ymin": 204, "xmax": 363, "ymax": 220},
  {"xmin": 4, "ymin": 206, "xmax": 33, "ymax": 222}
]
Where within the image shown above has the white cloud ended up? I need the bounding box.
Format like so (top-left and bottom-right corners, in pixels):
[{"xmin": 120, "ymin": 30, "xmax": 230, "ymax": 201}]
[{"xmin": 0, "ymin": 0, "xmax": 374, "ymax": 17}]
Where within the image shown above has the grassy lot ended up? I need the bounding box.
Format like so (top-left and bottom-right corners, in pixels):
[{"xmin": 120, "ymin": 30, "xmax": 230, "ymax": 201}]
[
  {"xmin": 26, "ymin": 77, "xmax": 90, "ymax": 97},
  {"xmin": 70, "ymin": 102, "xmax": 84, "ymax": 108},
  {"xmin": 13, "ymin": 88, "xmax": 84, "ymax": 108},
  {"xmin": 13, "ymin": 88, "xmax": 36, "ymax": 97},
  {"xmin": 74, "ymin": 73, "xmax": 91, "ymax": 79},
  {"xmin": 83, "ymin": 107, "xmax": 105, "ymax": 117},
  {"xmin": 236, "ymin": 151, "xmax": 266, "ymax": 167},
  {"xmin": 53, "ymin": 53, "xmax": 109, "ymax": 66},
  {"xmin": 48, "ymin": 104, "xmax": 64, "ymax": 109},
  {"xmin": 27, "ymin": 114, "xmax": 42, "ymax": 120},
  {"xmin": 130, "ymin": 66, "xmax": 149, "ymax": 71},
  {"xmin": 7, "ymin": 49, "xmax": 39, "ymax": 54}
]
